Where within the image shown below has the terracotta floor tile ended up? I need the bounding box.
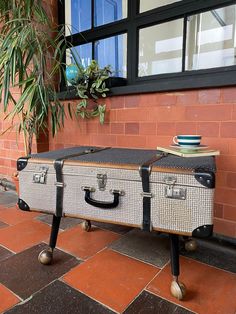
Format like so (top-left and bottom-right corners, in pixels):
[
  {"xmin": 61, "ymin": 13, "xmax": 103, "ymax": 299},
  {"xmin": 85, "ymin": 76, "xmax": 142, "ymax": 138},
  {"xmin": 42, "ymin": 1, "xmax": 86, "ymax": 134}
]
[
  {"xmin": 0, "ymin": 220, "xmax": 8, "ymax": 229},
  {"xmin": 63, "ymin": 249, "xmax": 159, "ymax": 313},
  {"xmin": 57, "ymin": 225, "xmax": 121, "ymax": 259},
  {"xmin": 0, "ymin": 206, "xmax": 40, "ymax": 225},
  {"xmin": 0, "ymin": 220, "xmax": 51, "ymax": 253},
  {"xmin": 0, "ymin": 283, "xmax": 19, "ymax": 313},
  {"xmin": 147, "ymin": 256, "xmax": 236, "ymax": 314}
]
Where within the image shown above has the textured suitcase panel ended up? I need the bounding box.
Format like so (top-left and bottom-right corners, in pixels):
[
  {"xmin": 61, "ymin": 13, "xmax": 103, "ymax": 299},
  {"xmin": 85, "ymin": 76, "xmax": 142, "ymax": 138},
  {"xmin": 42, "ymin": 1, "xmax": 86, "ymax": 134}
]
[
  {"xmin": 19, "ymin": 163, "xmax": 144, "ymax": 227},
  {"xmin": 63, "ymin": 175, "xmax": 143, "ymax": 226},
  {"xmin": 151, "ymin": 182, "xmax": 214, "ymax": 233},
  {"xmin": 19, "ymin": 167, "xmax": 57, "ymax": 213}
]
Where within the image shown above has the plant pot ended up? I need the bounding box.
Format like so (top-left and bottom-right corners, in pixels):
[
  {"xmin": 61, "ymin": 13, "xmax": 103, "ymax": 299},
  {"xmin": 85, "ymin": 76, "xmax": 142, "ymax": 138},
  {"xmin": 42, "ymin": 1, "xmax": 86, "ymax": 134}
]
[
  {"xmin": 12, "ymin": 172, "xmax": 19, "ymax": 195},
  {"xmin": 106, "ymin": 77, "xmax": 127, "ymax": 88}
]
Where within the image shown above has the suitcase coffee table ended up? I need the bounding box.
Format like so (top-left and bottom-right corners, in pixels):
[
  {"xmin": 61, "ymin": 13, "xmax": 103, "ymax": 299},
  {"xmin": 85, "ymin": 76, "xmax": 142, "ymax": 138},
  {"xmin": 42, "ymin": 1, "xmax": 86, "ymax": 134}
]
[{"xmin": 17, "ymin": 146, "xmax": 216, "ymax": 300}]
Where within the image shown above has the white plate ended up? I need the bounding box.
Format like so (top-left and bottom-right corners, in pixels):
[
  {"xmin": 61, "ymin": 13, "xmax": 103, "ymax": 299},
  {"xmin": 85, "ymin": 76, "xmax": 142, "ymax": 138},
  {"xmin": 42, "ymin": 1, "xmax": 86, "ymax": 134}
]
[{"xmin": 170, "ymin": 144, "xmax": 208, "ymax": 150}]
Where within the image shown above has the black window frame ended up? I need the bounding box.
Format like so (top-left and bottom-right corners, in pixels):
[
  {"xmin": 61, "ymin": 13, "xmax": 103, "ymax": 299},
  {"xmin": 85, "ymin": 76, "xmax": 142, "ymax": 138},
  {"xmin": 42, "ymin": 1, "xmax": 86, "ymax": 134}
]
[{"xmin": 58, "ymin": 0, "xmax": 236, "ymax": 99}]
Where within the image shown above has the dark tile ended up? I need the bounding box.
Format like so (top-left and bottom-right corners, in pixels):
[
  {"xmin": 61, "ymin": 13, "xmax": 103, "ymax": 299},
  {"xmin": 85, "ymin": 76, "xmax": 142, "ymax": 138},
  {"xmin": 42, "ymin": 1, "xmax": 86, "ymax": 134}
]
[
  {"xmin": 110, "ymin": 229, "xmax": 170, "ymax": 267},
  {"xmin": 0, "ymin": 243, "xmax": 80, "ymax": 299},
  {"xmin": 0, "ymin": 191, "xmax": 17, "ymax": 207},
  {"xmin": 180, "ymin": 238, "xmax": 236, "ymax": 274},
  {"xmin": 92, "ymin": 221, "xmax": 133, "ymax": 234},
  {"xmin": 0, "ymin": 220, "xmax": 8, "ymax": 229},
  {"xmin": 6, "ymin": 280, "xmax": 115, "ymax": 314},
  {"xmin": 124, "ymin": 290, "xmax": 194, "ymax": 314},
  {"xmin": 0, "ymin": 245, "xmax": 14, "ymax": 262},
  {"xmin": 36, "ymin": 214, "xmax": 83, "ymax": 230}
]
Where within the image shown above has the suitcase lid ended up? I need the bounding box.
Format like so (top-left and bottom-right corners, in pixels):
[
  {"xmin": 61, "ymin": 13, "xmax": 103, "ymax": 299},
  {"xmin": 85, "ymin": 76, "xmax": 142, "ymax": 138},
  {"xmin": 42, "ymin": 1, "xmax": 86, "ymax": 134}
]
[{"xmin": 30, "ymin": 146, "xmax": 216, "ymax": 172}]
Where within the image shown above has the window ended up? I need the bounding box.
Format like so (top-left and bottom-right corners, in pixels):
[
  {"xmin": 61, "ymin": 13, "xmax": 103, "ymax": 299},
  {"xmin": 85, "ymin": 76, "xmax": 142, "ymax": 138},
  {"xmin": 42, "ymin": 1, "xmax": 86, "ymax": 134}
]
[{"xmin": 59, "ymin": 0, "xmax": 236, "ymax": 95}]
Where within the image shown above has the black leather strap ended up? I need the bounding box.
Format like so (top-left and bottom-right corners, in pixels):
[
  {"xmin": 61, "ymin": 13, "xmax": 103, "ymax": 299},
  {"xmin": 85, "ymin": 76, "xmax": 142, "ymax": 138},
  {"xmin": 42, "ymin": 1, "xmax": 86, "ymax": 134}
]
[
  {"xmin": 140, "ymin": 153, "xmax": 166, "ymax": 231},
  {"xmin": 54, "ymin": 147, "xmax": 111, "ymax": 217}
]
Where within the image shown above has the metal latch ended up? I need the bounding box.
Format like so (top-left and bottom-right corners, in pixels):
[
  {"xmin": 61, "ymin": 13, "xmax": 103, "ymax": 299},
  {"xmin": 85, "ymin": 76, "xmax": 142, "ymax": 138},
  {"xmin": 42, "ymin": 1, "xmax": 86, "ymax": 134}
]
[
  {"xmin": 97, "ymin": 174, "xmax": 107, "ymax": 191},
  {"xmin": 33, "ymin": 166, "xmax": 48, "ymax": 184},
  {"xmin": 164, "ymin": 176, "xmax": 186, "ymax": 200}
]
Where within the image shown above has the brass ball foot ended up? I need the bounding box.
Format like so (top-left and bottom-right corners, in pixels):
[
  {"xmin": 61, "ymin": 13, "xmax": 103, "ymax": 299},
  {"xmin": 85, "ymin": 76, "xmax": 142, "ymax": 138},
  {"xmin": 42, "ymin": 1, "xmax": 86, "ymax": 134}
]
[
  {"xmin": 81, "ymin": 220, "xmax": 91, "ymax": 232},
  {"xmin": 170, "ymin": 280, "xmax": 186, "ymax": 300},
  {"xmin": 38, "ymin": 248, "xmax": 53, "ymax": 265},
  {"xmin": 185, "ymin": 239, "xmax": 198, "ymax": 252}
]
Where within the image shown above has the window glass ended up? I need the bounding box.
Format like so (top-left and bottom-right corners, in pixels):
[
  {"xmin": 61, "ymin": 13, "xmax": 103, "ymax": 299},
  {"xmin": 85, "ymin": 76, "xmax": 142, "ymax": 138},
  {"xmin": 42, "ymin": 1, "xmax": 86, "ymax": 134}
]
[
  {"xmin": 94, "ymin": 0, "xmax": 127, "ymax": 26},
  {"xmin": 138, "ymin": 19, "xmax": 183, "ymax": 76},
  {"xmin": 66, "ymin": 43, "xmax": 92, "ymax": 68},
  {"xmin": 94, "ymin": 34, "xmax": 127, "ymax": 77},
  {"xmin": 140, "ymin": 0, "xmax": 182, "ymax": 13},
  {"xmin": 65, "ymin": 0, "xmax": 91, "ymax": 35},
  {"xmin": 186, "ymin": 4, "xmax": 236, "ymax": 71}
]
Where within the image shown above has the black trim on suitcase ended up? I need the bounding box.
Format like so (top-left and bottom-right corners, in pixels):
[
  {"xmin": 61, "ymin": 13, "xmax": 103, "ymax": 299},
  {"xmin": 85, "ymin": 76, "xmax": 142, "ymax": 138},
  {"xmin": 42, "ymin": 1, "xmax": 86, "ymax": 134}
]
[
  {"xmin": 140, "ymin": 153, "xmax": 167, "ymax": 232},
  {"xmin": 192, "ymin": 224, "xmax": 213, "ymax": 238},
  {"xmin": 54, "ymin": 147, "xmax": 111, "ymax": 217},
  {"xmin": 194, "ymin": 171, "xmax": 215, "ymax": 188},
  {"xmin": 18, "ymin": 198, "xmax": 30, "ymax": 211},
  {"xmin": 17, "ymin": 157, "xmax": 31, "ymax": 171}
]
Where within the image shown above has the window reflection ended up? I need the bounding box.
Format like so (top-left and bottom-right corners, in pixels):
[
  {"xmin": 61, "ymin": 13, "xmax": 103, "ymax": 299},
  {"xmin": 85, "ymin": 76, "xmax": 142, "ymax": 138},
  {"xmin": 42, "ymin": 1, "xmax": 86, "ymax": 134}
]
[
  {"xmin": 139, "ymin": 19, "xmax": 183, "ymax": 76},
  {"xmin": 95, "ymin": 34, "xmax": 127, "ymax": 77},
  {"xmin": 140, "ymin": 0, "xmax": 182, "ymax": 13},
  {"xmin": 186, "ymin": 4, "xmax": 236, "ymax": 70},
  {"xmin": 94, "ymin": 0, "xmax": 127, "ymax": 27},
  {"xmin": 65, "ymin": 0, "xmax": 91, "ymax": 35},
  {"xmin": 66, "ymin": 43, "xmax": 92, "ymax": 69}
]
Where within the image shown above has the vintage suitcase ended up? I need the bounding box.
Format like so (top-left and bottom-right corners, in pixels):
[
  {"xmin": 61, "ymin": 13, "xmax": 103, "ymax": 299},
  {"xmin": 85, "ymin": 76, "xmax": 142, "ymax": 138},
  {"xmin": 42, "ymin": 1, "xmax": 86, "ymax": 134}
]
[{"xmin": 17, "ymin": 146, "xmax": 216, "ymax": 300}]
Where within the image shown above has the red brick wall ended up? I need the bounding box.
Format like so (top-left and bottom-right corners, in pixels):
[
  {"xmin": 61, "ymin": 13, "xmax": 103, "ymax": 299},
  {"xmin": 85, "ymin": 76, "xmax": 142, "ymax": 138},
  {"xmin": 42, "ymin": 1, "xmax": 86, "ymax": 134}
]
[
  {"xmin": 49, "ymin": 88, "xmax": 236, "ymax": 238},
  {"xmin": 0, "ymin": 1, "xmax": 236, "ymax": 238},
  {"xmin": 0, "ymin": 0, "xmax": 55, "ymax": 178}
]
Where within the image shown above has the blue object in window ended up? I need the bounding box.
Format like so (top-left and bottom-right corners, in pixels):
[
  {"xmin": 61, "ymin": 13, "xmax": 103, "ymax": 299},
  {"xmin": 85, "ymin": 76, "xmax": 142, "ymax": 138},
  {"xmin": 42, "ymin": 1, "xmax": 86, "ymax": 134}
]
[{"xmin": 66, "ymin": 64, "xmax": 81, "ymax": 85}]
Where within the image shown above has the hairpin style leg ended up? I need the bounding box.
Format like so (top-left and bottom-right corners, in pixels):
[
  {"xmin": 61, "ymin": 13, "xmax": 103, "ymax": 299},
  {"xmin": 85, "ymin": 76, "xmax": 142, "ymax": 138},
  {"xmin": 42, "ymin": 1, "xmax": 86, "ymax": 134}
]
[
  {"xmin": 38, "ymin": 215, "xmax": 61, "ymax": 265},
  {"xmin": 81, "ymin": 220, "xmax": 91, "ymax": 232},
  {"xmin": 170, "ymin": 234, "xmax": 186, "ymax": 300}
]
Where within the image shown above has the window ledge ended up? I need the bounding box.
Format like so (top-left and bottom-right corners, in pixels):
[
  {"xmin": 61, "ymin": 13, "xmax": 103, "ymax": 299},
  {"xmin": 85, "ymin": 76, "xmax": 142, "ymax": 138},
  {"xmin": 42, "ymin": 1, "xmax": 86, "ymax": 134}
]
[{"xmin": 57, "ymin": 67, "xmax": 236, "ymax": 100}]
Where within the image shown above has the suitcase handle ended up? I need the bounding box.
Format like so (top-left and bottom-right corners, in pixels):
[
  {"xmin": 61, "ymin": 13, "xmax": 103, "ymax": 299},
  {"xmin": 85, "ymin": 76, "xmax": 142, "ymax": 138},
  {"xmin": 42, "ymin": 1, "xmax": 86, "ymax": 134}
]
[{"xmin": 83, "ymin": 188, "xmax": 123, "ymax": 209}]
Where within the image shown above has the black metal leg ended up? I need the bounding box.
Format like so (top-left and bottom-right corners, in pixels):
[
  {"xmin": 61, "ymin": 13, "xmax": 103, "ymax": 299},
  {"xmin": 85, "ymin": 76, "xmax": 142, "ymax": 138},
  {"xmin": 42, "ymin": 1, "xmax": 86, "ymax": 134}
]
[
  {"xmin": 170, "ymin": 233, "xmax": 179, "ymax": 277},
  {"xmin": 49, "ymin": 215, "xmax": 61, "ymax": 249},
  {"xmin": 169, "ymin": 233, "xmax": 186, "ymax": 300},
  {"xmin": 38, "ymin": 214, "xmax": 61, "ymax": 265}
]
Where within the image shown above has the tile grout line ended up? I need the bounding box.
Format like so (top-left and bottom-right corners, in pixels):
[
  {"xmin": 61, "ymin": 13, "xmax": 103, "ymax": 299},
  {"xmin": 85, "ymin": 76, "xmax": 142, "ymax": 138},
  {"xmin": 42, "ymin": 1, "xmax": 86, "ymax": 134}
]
[
  {"xmin": 145, "ymin": 289, "xmax": 199, "ymax": 314},
  {"xmin": 0, "ymin": 244, "xmax": 16, "ymax": 254},
  {"xmin": 108, "ymin": 247, "xmax": 170, "ymax": 269},
  {"xmin": 180, "ymin": 255, "xmax": 236, "ymax": 277},
  {"xmin": 59, "ymin": 278, "xmax": 120, "ymax": 314}
]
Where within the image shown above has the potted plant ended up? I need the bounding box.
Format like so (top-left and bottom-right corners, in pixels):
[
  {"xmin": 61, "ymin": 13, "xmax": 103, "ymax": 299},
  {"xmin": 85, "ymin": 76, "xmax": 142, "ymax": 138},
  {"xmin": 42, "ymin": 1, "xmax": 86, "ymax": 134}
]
[
  {"xmin": 0, "ymin": 1, "xmax": 67, "ymax": 191},
  {"xmin": 0, "ymin": 1, "xmax": 68, "ymax": 156},
  {"xmin": 66, "ymin": 60, "xmax": 112, "ymax": 124}
]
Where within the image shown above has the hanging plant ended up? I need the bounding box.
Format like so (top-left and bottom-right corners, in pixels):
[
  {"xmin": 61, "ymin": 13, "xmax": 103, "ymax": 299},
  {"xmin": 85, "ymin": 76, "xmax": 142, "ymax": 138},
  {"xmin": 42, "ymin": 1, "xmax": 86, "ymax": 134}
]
[{"xmin": 66, "ymin": 60, "xmax": 111, "ymax": 124}]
